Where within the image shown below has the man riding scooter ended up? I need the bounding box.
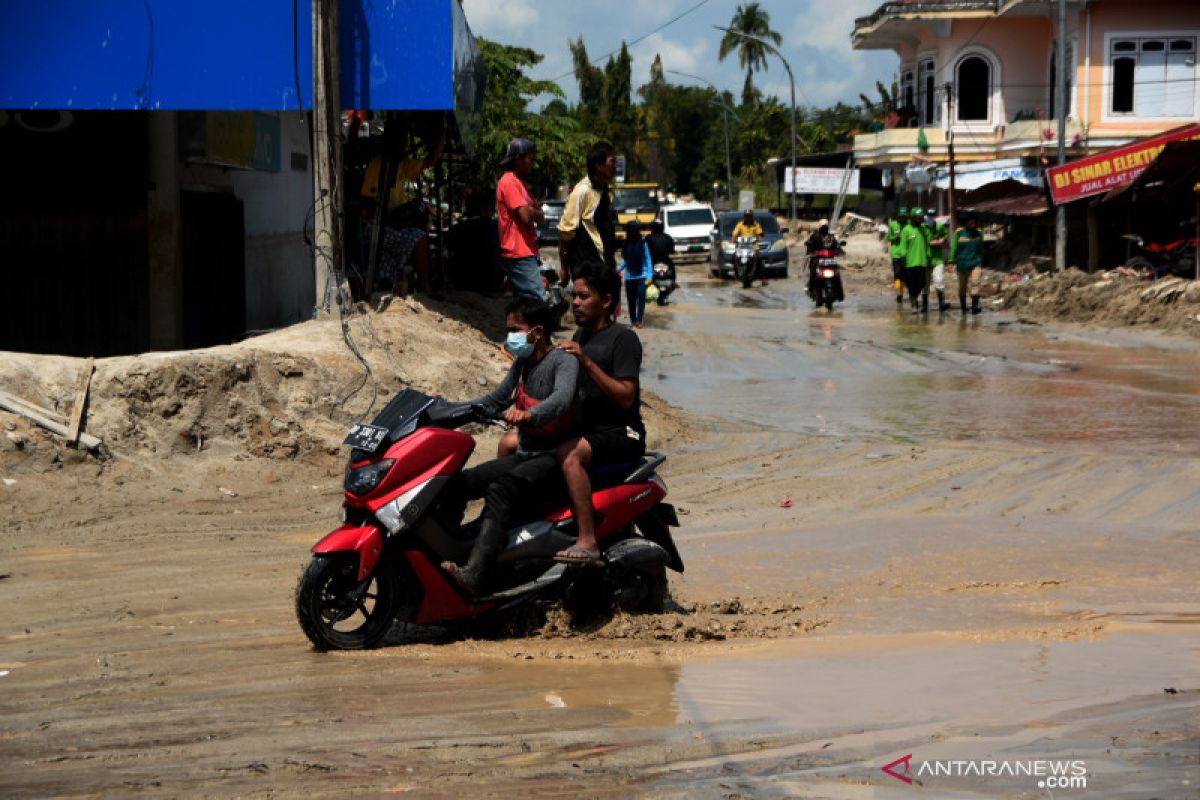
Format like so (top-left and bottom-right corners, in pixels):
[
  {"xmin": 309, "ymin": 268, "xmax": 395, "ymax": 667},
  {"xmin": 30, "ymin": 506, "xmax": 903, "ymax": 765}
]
[{"xmin": 439, "ymin": 297, "xmax": 578, "ymax": 594}]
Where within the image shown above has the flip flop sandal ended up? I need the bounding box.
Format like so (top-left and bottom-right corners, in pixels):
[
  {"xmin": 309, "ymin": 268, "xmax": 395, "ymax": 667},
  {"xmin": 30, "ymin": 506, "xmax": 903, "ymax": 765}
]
[{"xmin": 553, "ymin": 545, "xmax": 603, "ymax": 566}]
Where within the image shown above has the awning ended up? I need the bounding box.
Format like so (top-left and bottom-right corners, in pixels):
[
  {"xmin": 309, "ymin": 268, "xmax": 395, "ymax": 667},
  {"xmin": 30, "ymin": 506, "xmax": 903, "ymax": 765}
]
[
  {"xmin": 0, "ymin": 1, "xmax": 483, "ymax": 116},
  {"xmin": 933, "ymin": 158, "xmax": 1043, "ymax": 191},
  {"xmin": 957, "ymin": 178, "xmax": 1049, "ymax": 218},
  {"xmin": 1102, "ymin": 140, "xmax": 1200, "ymax": 202}
]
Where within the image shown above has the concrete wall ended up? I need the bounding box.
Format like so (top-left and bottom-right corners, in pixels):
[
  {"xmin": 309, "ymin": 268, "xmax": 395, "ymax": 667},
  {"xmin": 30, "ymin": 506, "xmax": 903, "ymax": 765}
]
[
  {"xmin": 1080, "ymin": 0, "xmax": 1200, "ymax": 138},
  {"xmin": 229, "ymin": 113, "xmax": 315, "ymax": 332}
]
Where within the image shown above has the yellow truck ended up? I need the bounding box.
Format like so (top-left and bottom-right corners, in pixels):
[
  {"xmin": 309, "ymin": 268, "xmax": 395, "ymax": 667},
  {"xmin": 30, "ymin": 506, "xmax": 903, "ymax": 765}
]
[{"xmin": 612, "ymin": 182, "xmax": 660, "ymax": 240}]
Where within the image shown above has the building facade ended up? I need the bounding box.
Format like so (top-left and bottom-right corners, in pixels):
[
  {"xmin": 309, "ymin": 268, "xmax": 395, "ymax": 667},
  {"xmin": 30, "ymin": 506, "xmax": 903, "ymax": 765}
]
[{"xmin": 852, "ymin": 0, "xmax": 1200, "ymax": 170}]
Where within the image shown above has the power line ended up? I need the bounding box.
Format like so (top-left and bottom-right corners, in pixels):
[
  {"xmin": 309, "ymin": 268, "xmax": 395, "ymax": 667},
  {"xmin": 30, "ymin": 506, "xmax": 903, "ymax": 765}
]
[{"xmin": 542, "ymin": 0, "xmax": 713, "ymax": 83}]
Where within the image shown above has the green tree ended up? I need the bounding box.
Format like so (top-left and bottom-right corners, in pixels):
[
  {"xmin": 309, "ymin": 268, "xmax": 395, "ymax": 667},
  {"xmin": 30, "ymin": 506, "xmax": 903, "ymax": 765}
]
[
  {"xmin": 471, "ymin": 39, "xmax": 589, "ymax": 197},
  {"xmin": 568, "ymin": 36, "xmax": 605, "ymax": 131},
  {"xmin": 718, "ymin": 2, "xmax": 782, "ymax": 106}
]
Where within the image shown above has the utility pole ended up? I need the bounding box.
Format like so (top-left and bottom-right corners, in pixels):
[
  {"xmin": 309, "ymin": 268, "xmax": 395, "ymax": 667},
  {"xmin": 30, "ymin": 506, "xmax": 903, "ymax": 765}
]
[
  {"xmin": 945, "ymin": 82, "xmax": 957, "ymax": 232},
  {"xmin": 667, "ymin": 70, "xmax": 734, "ymax": 202},
  {"xmin": 313, "ymin": 0, "xmax": 345, "ymax": 315},
  {"xmin": 1055, "ymin": 0, "xmax": 1068, "ymax": 272}
]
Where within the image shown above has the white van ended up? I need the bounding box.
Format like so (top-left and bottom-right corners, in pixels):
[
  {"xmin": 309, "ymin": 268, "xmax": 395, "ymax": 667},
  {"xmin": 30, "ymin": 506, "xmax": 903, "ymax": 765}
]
[{"xmin": 659, "ymin": 203, "xmax": 717, "ymax": 261}]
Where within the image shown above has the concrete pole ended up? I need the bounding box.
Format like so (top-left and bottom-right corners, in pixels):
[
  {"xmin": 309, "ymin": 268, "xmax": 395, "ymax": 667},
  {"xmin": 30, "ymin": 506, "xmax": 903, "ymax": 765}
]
[
  {"xmin": 313, "ymin": 0, "xmax": 345, "ymax": 314},
  {"xmin": 784, "ymin": 56, "xmax": 797, "ymax": 229},
  {"xmin": 1055, "ymin": 0, "xmax": 1068, "ymax": 272}
]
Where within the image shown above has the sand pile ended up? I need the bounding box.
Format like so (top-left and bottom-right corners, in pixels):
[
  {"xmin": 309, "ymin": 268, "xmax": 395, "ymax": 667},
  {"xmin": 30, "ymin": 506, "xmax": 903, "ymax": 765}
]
[
  {"xmin": 0, "ymin": 292, "xmax": 691, "ymax": 474},
  {"xmin": 990, "ymin": 267, "xmax": 1200, "ymax": 335}
]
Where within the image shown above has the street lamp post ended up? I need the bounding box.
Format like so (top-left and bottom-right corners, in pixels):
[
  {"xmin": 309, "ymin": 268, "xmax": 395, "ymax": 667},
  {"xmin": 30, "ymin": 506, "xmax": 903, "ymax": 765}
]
[
  {"xmin": 667, "ymin": 69, "xmax": 734, "ymax": 203},
  {"xmin": 714, "ymin": 26, "xmax": 798, "ymax": 227}
]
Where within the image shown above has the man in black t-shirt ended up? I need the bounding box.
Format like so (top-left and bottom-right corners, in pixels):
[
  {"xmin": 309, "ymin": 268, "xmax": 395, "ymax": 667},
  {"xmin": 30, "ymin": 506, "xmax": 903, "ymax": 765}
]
[
  {"xmin": 553, "ymin": 259, "xmax": 646, "ymax": 564},
  {"xmin": 645, "ymin": 220, "xmax": 675, "ymax": 271}
]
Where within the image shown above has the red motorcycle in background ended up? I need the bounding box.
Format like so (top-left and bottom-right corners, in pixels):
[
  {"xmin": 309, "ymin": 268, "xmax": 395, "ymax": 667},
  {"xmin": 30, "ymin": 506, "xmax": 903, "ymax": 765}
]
[
  {"xmin": 295, "ymin": 390, "xmax": 683, "ymax": 650},
  {"xmin": 1122, "ymin": 229, "xmax": 1198, "ymax": 279},
  {"xmin": 807, "ymin": 238, "xmax": 847, "ymax": 310}
]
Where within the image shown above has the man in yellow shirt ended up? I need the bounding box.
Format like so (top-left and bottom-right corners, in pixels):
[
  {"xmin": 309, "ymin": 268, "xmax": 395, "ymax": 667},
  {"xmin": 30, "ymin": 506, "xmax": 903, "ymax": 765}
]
[{"xmin": 731, "ymin": 209, "xmax": 763, "ymax": 240}]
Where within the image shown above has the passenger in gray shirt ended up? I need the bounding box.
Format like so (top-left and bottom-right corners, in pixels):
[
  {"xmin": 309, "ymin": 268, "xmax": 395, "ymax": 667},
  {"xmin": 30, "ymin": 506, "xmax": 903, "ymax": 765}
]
[{"xmin": 441, "ymin": 297, "xmax": 577, "ymax": 595}]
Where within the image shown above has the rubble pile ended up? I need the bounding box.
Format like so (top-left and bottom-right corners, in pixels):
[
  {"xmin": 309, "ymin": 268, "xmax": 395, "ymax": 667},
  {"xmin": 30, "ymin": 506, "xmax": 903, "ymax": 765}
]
[{"xmin": 990, "ymin": 266, "xmax": 1200, "ymax": 335}]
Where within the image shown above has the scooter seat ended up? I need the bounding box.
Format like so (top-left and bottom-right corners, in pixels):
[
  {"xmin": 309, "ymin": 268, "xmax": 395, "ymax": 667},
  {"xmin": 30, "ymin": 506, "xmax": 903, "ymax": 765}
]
[{"xmin": 588, "ymin": 461, "xmax": 641, "ymax": 490}]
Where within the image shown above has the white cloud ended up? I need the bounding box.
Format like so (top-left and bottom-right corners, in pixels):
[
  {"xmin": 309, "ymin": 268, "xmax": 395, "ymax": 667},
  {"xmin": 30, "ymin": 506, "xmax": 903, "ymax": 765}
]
[
  {"xmin": 631, "ymin": 32, "xmax": 710, "ymax": 83},
  {"xmin": 461, "ymin": 0, "xmax": 539, "ymax": 32},
  {"xmin": 780, "ymin": 0, "xmax": 897, "ymax": 106}
]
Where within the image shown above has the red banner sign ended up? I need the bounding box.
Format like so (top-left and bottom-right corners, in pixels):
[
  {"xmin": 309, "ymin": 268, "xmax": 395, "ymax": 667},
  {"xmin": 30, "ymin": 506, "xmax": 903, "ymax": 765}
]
[{"xmin": 1047, "ymin": 124, "xmax": 1200, "ymax": 205}]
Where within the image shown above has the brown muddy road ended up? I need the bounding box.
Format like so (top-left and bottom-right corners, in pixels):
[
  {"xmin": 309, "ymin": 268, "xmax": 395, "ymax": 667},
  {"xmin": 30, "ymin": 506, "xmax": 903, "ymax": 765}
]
[{"xmin": 2, "ymin": 244, "xmax": 1200, "ymax": 798}]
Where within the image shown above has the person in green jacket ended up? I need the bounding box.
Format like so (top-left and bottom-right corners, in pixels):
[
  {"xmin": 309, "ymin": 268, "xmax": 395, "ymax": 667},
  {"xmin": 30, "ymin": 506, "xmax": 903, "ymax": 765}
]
[
  {"xmin": 899, "ymin": 211, "xmax": 931, "ymax": 312},
  {"xmin": 923, "ymin": 209, "xmax": 951, "ymax": 313},
  {"xmin": 950, "ymin": 215, "xmax": 986, "ymax": 315},
  {"xmin": 887, "ymin": 208, "xmax": 907, "ymax": 304}
]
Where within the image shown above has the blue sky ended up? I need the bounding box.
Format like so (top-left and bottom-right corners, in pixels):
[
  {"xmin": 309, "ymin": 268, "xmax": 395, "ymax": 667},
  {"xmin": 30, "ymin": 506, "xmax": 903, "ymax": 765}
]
[{"xmin": 460, "ymin": 0, "xmax": 900, "ymax": 110}]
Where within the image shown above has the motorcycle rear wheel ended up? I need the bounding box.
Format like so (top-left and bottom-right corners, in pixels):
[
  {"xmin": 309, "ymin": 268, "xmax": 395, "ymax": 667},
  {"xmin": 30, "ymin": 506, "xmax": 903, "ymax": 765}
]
[{"xmin": 296, "ymin": 554, "xmax": 402, "ymax": 650}]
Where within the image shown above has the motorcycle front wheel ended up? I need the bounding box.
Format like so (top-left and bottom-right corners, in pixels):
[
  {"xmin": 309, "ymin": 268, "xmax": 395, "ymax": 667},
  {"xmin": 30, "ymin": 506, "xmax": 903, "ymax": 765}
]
[
  {"xmin": 741, "ymin": 264, "xmax": 755, "ymax": 289},
  {"xmin": 296, "ymin": 554, "xmax": 402, "ymax": 650}
]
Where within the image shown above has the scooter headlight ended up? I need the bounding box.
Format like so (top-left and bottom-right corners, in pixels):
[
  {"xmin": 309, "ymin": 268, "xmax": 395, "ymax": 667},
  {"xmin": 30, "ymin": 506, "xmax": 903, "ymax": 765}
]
[{"xmin": 344, "ymin": 459, "xmax": 395, "ymax": 496}]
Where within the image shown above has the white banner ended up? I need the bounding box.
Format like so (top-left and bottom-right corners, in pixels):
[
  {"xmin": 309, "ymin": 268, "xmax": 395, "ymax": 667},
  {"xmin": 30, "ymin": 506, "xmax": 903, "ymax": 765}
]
[{"xmin": 785, "ymin": 167, "xmax": 860, "ymax": 195}]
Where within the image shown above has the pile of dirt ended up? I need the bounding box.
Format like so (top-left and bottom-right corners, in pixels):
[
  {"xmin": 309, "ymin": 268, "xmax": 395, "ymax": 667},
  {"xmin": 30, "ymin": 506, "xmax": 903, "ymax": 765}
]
[
  {"xmin": 0, "ymin": 292, "xmax": 692, "ymax": 474},
  {"xmin": 989, "ymin": 266, "xmax": 1200, "ymax": 336}
]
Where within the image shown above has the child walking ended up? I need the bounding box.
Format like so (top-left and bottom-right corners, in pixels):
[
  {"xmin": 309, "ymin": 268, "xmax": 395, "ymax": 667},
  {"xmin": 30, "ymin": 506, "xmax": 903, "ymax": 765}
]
[{"xmin": 619, "ymin": 221, "xmax": 652, "ymax": 328}]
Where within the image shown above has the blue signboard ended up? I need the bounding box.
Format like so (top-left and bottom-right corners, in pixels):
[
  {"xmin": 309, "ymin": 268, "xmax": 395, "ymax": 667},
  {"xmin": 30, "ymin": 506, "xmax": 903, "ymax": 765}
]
[{"xmin": 0, "ymin": 0, "xmax": 481, "ymax": 114}]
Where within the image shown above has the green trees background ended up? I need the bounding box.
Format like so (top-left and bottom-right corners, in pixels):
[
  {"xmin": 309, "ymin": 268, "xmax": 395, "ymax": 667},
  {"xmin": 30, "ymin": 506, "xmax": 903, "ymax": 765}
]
[{"xmin": 470, "ymin": 27, "xmax": 876, "ymax": 206}]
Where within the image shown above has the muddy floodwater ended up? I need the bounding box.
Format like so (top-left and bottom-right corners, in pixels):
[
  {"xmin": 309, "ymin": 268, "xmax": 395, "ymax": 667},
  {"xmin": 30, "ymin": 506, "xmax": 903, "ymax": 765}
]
[{"xmin": 2, "ymin": 257, "xmax": 1198, "ymax": 798}]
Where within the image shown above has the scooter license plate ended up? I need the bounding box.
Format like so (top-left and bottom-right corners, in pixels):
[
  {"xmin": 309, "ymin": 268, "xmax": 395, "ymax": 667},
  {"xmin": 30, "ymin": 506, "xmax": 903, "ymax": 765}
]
[{"xmin": 343, "ymin": 423, "xmax": 389, "ymax": 451}]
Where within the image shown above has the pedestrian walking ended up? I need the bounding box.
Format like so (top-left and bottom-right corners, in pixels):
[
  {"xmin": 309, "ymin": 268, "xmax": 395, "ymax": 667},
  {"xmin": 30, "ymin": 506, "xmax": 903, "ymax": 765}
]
[
  {"xmin": 899, "ymin": 210, "xmax": 931, "ymax": 312},
  {"xmin": 496, "ymin": 137, "xmax": 545, "ymax": 299},
  {"xmin": 619, "ymin": 221, "xmax": 652, "ymax": 328},
  {"xmin": 924, "ymin": 209, "xmax": 951, "ymax": 312},
  {"xmin": 557, "ymin": 141, "xmax": 618, "ymax": 284},
  {"xmin": 888, "ymin": 208, "xmax": 907, "ymax": 304},
  {"xmin": 950, "ymin": 215, "xmax": 986, "ymax": 315}
]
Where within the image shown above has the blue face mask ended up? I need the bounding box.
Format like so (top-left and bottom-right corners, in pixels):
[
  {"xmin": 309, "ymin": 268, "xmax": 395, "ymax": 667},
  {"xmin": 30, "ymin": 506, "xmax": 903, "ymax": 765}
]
[{"xmin": 504, "ymin": 330, "xmax": 535, "ymax": 359}]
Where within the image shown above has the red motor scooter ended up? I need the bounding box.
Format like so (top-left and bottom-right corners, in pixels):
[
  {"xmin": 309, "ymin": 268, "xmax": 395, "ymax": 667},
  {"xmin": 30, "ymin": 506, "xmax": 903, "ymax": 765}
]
[{"xmin": 295, "ymin": 389, "xmax": 683, "ymax": 650}]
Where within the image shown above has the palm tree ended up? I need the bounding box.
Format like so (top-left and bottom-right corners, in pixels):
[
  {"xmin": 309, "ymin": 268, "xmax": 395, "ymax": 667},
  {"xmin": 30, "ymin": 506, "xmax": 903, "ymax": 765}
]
[{"xmin": 718, "ymin": 2, "xmax": 782, "ymax": 106}]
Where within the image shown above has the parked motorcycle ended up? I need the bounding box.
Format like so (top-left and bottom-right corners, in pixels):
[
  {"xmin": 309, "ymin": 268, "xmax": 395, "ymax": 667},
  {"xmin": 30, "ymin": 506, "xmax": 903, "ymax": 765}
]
[
  {"xmin": 733, "ymin": 236, "xmax": 761, "ymax": 289},
  {"xmin": 808, "ymin": 239, "xmax": 847, "ymax": 310},
  {"xmin": 1122, "ymin": 230, "xmax": 1197, "ymax": 279},
  {"xmin": 295, "ymin": 389, "xmax": 683, "ymax": 651},
  {"xmin": 541, "ymin": 262, "xmax": 571, "ymax": 322},
  {"xmin": 651, "ymin": 262, "xmax": 676, "ymax": 305}
]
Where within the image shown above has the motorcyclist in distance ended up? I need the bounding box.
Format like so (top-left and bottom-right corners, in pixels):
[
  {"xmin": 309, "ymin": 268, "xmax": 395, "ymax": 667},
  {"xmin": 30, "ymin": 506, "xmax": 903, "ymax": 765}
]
[{"xmin": 731, "ymin": 209, "xmax": 763, "ymax": 242}]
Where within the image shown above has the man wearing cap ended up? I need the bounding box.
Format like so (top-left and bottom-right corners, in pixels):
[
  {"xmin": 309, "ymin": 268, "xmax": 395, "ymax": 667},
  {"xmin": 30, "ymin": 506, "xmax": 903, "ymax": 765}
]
[
  {"xmin": 898, "ymin": 208, "xmax": 931, "ymax": 312},
  {"xmin": 888, "ymin": 209, "xmax": 907, "ymax": 304},
  {"xmin": 496, "ymin": 138, "xmax": 546, "ymax": 299}
]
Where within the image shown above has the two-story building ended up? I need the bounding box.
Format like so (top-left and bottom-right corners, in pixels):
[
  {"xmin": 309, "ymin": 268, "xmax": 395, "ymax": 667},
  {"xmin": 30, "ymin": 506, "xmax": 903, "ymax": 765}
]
[{"xmin": 852, "ymin": 0, "xmax": 1200, "ymax": 191}]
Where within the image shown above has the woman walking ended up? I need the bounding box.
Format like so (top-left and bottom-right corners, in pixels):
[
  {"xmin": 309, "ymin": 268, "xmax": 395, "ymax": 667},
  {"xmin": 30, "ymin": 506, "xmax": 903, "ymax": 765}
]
[{"xmin": 619, "ymin": 221, "xmax": 652, "ymax": 328}]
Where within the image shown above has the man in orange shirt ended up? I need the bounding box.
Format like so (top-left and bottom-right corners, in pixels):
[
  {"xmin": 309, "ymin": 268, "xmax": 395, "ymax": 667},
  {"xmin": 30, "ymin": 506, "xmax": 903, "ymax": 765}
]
[{"xmin": 496, "ymin": 138, "xmax": 546, "ymax": 299}]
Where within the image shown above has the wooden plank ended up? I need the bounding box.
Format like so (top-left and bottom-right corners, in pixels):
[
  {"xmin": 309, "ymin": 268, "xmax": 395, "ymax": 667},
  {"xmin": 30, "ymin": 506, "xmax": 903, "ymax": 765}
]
[
  {"xmin": 66, "ymin": 358, "xmax": 95, "ymax": 444},
  {"xmin": 0, "ymin": 390, "xmax": 102, "ymax": 450},
  {"xmin": 0, "ymin": 391, "xmax": 68, "ymax": 426}
]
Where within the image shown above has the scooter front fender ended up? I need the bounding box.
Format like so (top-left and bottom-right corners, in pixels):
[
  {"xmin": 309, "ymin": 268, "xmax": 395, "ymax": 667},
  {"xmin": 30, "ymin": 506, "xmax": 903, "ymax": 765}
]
[{"xmin": 313, "ymin": 524, "xmax": 383, "ymax": 581}]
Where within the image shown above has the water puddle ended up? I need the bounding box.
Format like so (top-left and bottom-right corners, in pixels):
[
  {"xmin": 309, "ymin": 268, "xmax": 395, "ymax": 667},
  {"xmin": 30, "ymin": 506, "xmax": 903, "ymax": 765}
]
[{"xmin": 645, "ymin": 282, "xmax": 1200, "ymax": 450}]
